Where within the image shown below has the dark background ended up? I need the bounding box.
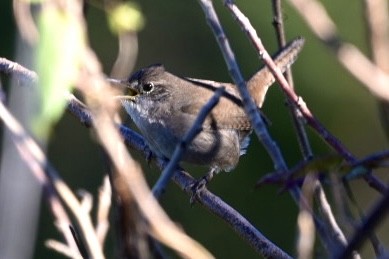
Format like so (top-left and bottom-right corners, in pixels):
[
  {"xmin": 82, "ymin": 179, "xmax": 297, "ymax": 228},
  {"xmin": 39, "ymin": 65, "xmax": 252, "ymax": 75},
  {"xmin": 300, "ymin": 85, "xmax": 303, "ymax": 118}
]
[{"xmin": 1, "ymin": 1, "xmax": 388, "ymax": 258}]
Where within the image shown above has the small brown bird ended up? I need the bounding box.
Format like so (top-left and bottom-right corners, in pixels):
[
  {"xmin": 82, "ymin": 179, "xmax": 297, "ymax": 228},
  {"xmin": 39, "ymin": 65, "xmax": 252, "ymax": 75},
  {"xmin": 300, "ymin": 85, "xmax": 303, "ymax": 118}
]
[{"xmin": 111, "ymin": 37, "xmax": 304, "ymax": 184}]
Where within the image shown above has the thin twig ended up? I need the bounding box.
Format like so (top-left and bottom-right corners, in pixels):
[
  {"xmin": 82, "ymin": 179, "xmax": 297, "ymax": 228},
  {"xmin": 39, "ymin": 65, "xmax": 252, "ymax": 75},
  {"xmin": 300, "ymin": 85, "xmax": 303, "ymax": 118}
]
[
  {"xmin": 363, "ymin": 0, "xmax": 389, "ymax": 70},
  {"xmin": 271, "ymin": 0, "xmax": 288, "ymax": 51},
  {"xmin": 0, "ymin": 57, "xmax": 38, "ymax": 83},
  {"xmin": 12, "ymin": 0, "xmax": 38, "ymax": 45},
  {"xmin": 271, "ymin": 0, "xmax": 313, "ymax": 159},
  {"xmin": 362, "ymin": 0, "xmax": 389, "ymax": 201},
  {"xmin": 297, "ymin": 174, "xmax": 316, "ymax": 259},
  {"xmin": 78, "ymin": 190, "xmax": 93, "ymax": 214},
  {"xmin": 96, "ymin": 176, "xmax": 111, "ymax": 245},
  {"xmin": 350, "ymin": 149, "xmax": 389, "ymax": 168},
  {"xmin": 314, "ymin": 182, "xmax": 356, "ymax": 257},
  {"xmin": 45, "ymin": 240, "xmax": 83, "ymax": 259},
  {"xmin": 52, "ymin": 173, "xmax": 105, "ymax": 259},
  {"xmin": 365, "ymin": 0, "xmax": 389, "ymax": 144}
]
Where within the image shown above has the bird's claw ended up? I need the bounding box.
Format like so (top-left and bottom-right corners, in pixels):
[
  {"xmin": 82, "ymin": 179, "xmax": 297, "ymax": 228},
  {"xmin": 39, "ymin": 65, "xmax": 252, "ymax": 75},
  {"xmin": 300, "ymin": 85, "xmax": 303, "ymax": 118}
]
[{"xmin": 186, "ymin": 176, "xmax": 209, "ymax": 204}]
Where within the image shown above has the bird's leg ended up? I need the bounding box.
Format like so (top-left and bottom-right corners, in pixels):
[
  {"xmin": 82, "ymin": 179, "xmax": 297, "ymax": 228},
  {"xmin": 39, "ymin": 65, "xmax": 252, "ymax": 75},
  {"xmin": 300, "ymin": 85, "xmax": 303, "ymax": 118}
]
[{"xmin": 187, "ymin": 167, "xmax": 218, "ymax": 204}]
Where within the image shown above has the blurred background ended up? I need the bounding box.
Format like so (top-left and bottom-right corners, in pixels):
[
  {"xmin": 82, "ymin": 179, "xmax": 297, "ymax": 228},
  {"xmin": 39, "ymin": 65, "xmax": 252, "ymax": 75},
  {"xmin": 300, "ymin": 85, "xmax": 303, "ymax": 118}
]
[{"xmin": 0, "ymin": 0, "xmax": 388, "ymax": 258}]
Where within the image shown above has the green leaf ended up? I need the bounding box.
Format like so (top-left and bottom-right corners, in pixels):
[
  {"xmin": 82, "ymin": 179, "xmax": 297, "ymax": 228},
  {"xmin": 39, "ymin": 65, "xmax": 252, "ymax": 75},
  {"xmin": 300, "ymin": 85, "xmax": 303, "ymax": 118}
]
[{"xmin": 35, "ymin": 7, "xmax": 84, "ymax": 140}]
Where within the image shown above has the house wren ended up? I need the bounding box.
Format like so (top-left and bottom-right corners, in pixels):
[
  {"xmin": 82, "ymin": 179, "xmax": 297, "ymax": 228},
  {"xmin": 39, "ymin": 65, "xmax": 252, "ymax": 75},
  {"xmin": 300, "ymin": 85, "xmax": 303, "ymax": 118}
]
[{"xmin": 110, "ymin": 37, "xmax": 304, "ymax": 179}]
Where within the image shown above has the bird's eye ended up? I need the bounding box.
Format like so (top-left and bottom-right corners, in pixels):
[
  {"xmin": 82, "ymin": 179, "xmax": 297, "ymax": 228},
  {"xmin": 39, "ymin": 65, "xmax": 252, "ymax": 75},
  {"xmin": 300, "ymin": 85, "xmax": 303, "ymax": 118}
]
[{"xmin": 142, "ymin": 82, "xmax": 154, "ymax": 93}]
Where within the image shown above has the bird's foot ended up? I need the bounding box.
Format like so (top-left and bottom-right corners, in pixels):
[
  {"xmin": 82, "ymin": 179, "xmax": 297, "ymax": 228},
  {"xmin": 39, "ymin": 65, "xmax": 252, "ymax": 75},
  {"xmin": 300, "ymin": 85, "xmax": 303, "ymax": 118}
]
[
  {"xmin": 186, "ymin": 168, "xmax": 217, "ymax": 204},
  {"xmin": 187, "ymin": 176, "xmax": 209, "ymax": 204}
]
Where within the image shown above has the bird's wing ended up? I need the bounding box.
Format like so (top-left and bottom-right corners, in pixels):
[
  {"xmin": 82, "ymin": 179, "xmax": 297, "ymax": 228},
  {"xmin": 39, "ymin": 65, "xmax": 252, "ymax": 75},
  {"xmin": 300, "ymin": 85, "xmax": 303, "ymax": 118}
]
[{"xmin": 179, "ymin": 78, "xmax": 252, "ymax": 131}]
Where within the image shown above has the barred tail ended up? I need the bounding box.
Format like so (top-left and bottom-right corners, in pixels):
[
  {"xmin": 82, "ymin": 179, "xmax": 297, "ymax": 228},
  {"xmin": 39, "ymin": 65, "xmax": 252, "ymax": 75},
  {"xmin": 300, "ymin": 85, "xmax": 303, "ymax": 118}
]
[{"xmin": 247, "ymin": 37, "xmax": 305, "ymax": 107}]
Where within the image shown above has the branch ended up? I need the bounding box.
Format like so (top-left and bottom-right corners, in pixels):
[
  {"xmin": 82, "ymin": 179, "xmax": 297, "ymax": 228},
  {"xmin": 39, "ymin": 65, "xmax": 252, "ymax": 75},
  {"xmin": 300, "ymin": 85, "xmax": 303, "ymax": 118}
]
[
  {"xmin": 96, "ymin": 176, "xmax": 111, "ymax": 245},
  {"xmin": 170, "ymin": 166, "xmax": 293, "ymax": 259},
  {"xmin": 45, "ymin": 239, "xmax": 82, "ymax": 259},
  {"xmin": 271, "ymin": 0, "xmax": 313, "ymax": 159},
  {"xmin": 0, "ymin": 57, "xmax": 38, "ymax": 83}
]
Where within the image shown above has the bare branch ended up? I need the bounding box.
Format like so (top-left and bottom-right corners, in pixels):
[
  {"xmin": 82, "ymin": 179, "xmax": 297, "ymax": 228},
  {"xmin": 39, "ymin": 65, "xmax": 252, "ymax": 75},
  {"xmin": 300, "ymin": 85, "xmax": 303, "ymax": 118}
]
[
  {"xmin": 363, "ymin": 0, "xmax": 389, "ymax": 70},
  {"xmin": 96, "ymin": 176, "xmax": 111, "ymax": 245},
  {"xmin": 12, "ymin": 0, "xmax": 38, "ymax": 45},
  {"xmin": 0, "ymin": 57, "xmax": 38, "ymax": 83},
  {"xmin": 297, "ymin": 175, "xmax": 316, "ymax": 259},
  {"xmin": 271, "ymin": 0, "xmax": 313, "ymax": 159},
  {"xmin": 45, "ymin": 239, "xmax": 83, "ymax": 259}
]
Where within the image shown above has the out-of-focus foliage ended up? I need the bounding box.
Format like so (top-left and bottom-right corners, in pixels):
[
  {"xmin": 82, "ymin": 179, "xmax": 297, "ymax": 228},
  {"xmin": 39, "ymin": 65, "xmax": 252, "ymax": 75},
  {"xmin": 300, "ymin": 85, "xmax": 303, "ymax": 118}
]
[
  {"xmin": 107, "ymin": 2, "xmax": 145, "ymax": 34},
  {"xmin": 35, "ymin": 6, "xmax": 85, "ymax": 140}
]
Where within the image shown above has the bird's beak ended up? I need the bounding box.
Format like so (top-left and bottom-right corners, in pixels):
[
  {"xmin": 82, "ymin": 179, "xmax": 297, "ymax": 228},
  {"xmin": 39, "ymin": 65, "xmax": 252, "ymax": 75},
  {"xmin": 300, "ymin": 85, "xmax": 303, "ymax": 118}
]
[{"xmin": 107, "ymin": 78, "xmax": 139, "ymax": 101}]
